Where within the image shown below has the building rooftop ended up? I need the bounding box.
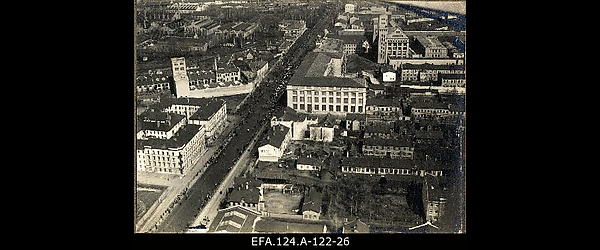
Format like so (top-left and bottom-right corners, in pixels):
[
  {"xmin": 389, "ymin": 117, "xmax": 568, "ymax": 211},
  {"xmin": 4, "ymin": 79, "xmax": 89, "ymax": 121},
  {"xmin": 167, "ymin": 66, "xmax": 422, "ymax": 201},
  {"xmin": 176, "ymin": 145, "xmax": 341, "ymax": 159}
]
[
  {"xmin": 439, "ymin": 73, "xmax": 465, "ymax": 79},
  {"xmin": 138, "ymin": 110, "xmax": 186, "ymax": 132},
  {"xmin": 208, "ymin": 205, "xmax": 261, "ymax": 233},
  {"xmin": 216, "ymin": 66, "xmax": 240, "ymax": 74},
  {"xmin": 137, "ymin": 124, "xmax": 203, "ymax": 150},
  {"xmin": 366, "ymin": 96, "xmax": 402, "ymax": 107},
  {"xmin": 289, "ymin": 76, "xmax": 367, "ymax": 88},
  {"xmin": 301, "ymin": 188, "xmax": 323, "ymax": 213},
  {"xmin": 249, "ymin": 61, "xmax": 268, "ymax": 72},
  {"xmin": 411, "ymin": 101, "xmax": 448, "ymax": 110},
  {"xmin": 363, "ymin": 137, "xmax": 413, "ymax": 147},
  {"xmin": 296, "ymin": 157, "xmax": 322, "ymax": 166},
  {"xmin": 326, "ymin": 34, "xmax": 367, "ymax": 44},
  {"xmin": 266, "ymin": 124, "xmax": 290, "ymax": 148},
  {"xmin": 416, "ymin": 36, "xmax": 445, "ymax": 49}
]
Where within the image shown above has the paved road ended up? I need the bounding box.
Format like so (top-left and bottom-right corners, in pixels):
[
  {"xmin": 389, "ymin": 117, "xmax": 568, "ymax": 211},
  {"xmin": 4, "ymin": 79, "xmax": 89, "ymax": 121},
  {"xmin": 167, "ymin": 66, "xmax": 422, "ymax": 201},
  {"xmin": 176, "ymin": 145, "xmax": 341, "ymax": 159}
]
[
  {"xmin": 150, "ymin": 3, "xmax": 337, "ymax": 233},
  {"xmin": 189, "ymin": 122, "xmax": 268, "ymax": 231}
]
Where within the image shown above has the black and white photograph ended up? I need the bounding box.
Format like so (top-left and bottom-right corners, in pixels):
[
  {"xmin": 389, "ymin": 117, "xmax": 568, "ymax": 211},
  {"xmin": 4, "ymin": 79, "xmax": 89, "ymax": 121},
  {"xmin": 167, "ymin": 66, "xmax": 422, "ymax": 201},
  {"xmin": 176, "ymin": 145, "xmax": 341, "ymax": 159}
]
[{"xmin": 134, "ymin": 0, "xmax": 466, "ymax": 235}]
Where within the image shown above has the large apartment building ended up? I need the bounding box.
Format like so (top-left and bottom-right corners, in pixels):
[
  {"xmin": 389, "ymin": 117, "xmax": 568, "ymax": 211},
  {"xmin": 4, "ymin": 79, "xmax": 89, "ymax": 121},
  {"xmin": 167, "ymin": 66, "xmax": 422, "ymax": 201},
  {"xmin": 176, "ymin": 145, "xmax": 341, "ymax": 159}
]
[{"xmin": 376, "ymin": 14, "xmax": 410, "ymax": 64}]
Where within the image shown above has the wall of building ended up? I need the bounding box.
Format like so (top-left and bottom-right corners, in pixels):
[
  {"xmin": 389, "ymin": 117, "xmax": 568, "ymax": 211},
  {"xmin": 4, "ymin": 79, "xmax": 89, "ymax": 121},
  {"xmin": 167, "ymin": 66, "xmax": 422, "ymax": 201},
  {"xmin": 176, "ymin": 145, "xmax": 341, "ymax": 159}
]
[
  {"xmin": 179, "ymin": 82, "xmax": 254, "ymax": 98},
  {"xmin": 287, "ymin": 85, "xmax": 367, "ymax": 115}
]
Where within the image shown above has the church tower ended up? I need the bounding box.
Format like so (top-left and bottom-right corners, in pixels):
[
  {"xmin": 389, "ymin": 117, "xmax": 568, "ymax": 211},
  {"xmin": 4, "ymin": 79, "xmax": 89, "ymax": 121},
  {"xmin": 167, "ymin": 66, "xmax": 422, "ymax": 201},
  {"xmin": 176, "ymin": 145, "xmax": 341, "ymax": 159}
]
[{"xmin": 171, "ymin": 57, "xmax": 190, "ymax": 98}]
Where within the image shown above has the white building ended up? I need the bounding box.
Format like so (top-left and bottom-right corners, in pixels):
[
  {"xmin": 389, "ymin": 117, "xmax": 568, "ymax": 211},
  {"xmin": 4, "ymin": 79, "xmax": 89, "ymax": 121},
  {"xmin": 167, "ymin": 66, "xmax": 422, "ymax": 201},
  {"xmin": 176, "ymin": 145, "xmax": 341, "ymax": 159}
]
[
  {"xmin": 345, "ymin": 4, "xmax": 355, "ymax": 13},
  {"xmin": 296, "ymin": 157, "xmax": 322, "ymax": 171},
  {"xmin": 383, "ymin": 71, "xmax": 396, "ymax": 82},
  {"xmin": 258, "ymin": 125, "xmax": 291, "ymax": 162}
]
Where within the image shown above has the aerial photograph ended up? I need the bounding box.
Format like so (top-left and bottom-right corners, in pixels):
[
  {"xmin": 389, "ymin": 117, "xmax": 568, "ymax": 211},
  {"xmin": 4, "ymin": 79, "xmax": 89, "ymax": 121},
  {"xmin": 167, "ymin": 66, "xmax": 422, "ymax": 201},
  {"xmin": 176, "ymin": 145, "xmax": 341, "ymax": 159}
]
[{"xmin": 134, "ymin": 0, "xmax": 466, "ymax": 234}]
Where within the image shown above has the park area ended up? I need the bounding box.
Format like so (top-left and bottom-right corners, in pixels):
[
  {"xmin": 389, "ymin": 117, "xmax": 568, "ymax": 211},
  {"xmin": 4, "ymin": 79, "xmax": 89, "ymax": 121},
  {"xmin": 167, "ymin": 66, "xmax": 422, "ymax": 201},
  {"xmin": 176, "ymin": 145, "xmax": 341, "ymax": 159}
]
[{"xmin": 263, "ymin": 189, "xmax": 303, "ymax": 215}]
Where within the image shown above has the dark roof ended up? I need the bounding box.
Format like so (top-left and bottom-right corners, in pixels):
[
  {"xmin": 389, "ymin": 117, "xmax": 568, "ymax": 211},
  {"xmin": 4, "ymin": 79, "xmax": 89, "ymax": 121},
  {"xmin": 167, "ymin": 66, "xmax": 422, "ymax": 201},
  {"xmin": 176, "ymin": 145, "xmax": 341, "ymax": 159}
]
[
  {"xmin": 232, "ymin": 22, "xmax": 254, "ymax": 31},
  {"xmin": 218, "ymin": 22, "xmax": 237, "ymax": 30},
  {"xmin": 401, "ymin": 63, "xmax": 464, "ymax": 71},
  {"xmin": 138, "ymin": 110, "xmax": 185, "ymax": 132},
  {"xmin": 364, "ymin": 124, "xmax": 394, "ymax": 134},
  {"xmin": 216, "ymin": 66, "xmax": 240, "ymax": 74},
  {"xmin": 296, "ymin": 157, "xmax": 322, "ymax": 166},
  {"xmin": 289, "ymin": 76, "xmax": 366, "ymax": 88},
  {"xmin": 188, "ymin": 99, "xmax": 226, "ymax": 121},
  {"xmin": 412, "ymin": 101, "xmax": 448, "ymax": 109},
  {"xmin": 326, "ymin": 34, "xmax": 367, "ymax": 44},
  {"xmin": 439, "ymin": 73, "xmax": 465, "ymax": 79},
  {"xmin": 249, "ymin": 61, "xmax": 268, "ymax": 72},
  {"xmin": 292, "ymin": 52, "xmax": 343, "ymax": 78},
  {"xmin": 363, "ymin": 137, "xmax": 413, "ymax": 147},
  {"xmin": 137, "ymin": 124, "xmax": 203, "ymax": 150},
  {"xmin": 266, "ymin": 125, "xmax": 290, "ymax": 148},
  {"xmin": 302, "ymin": 188, "xmax": 323, "ymax": 213},
  {"xmin": 415, "ymin": 130, "xmax": 443, "ymax": 140},
  {"xmin": 227, "ymin": 186, "xmax": 260, "ymax": 204},
  {"xmin": 366, "ymin": 96, "xmax": 401, "ymax": 107}
]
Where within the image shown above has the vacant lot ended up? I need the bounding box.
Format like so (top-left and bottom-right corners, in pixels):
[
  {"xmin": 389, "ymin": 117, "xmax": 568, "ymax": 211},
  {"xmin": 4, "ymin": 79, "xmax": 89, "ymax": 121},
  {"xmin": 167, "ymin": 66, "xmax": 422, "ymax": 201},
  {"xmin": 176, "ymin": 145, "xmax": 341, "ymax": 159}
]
[
  {"xmin": 263, "ymin": 190, "xmax": 303, "ymax": 215},
  {"xmin": 136, "ymin": 186, "xmax": 167, "ymax": 222}
]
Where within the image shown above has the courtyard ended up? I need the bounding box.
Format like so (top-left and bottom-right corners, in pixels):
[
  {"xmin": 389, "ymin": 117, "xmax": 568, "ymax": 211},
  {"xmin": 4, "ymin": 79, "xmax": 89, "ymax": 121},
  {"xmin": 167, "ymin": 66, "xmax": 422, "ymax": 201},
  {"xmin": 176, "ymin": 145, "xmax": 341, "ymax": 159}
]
[{"xmin": 263, "ymin": 189, "xmax": 303, "ymax": 215}]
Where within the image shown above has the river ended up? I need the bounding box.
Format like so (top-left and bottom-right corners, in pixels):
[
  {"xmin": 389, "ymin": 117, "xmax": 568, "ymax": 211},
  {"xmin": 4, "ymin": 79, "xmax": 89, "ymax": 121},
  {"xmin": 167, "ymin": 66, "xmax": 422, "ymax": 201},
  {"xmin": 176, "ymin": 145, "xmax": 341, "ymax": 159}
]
[{"xmin": 391, "ymin": 1, "xmax": 466, "ymax": 15}]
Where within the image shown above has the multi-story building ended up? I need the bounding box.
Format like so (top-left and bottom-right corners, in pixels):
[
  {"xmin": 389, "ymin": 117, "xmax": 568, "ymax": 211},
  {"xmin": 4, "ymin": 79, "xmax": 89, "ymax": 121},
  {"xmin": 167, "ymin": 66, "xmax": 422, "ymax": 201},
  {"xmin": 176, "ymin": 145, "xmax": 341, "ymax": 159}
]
[
  {"xmin": 302, "ymin": 188, "xmax": 323, "ymax": 220},
  {"xmin": 216, "ymin": 66, "xmax": 241, "ymax": 83},
  {"xmin": 340, "ymin": 157, "xmax": 443, "ymax": 178},
  {"xmin": 400, "ymin": 63, "xmax": 465, "ymax": 82},
  {"xmin": 136, "ymin": 110, "xmax": 206, "ymax": 175},
  {"xmin": 411, "ymin": 101, "xmax": 464, "ymax": 119},
  {"xmin": 365, "ymin": 96, "xmax": 403, "ymax": 124},
  {"xmin": 279, "ymin": 20, "xmax": 306, "ymax": 38},
  {"xmin": 136, "ymin": 110, "xmax": 187, "ymax": 140},
  {"xmin": 296, "ymin": 157, "xmax": 322, "ymax": 171},
  {"xmin": 376, "ymin": 14, "xmax": 410, "ymax": 63},
  {"xmin": 345, "ymin": 3, "xmax": 355, "ymax": 13},
  {"xmin": 171, "ymin": 57, "xmax": 252, "ymax": 98},
  {"xmin": 172, "ymin": 57, "xmax": 191, "ymax": 97},
  {"xmin": 258, "ymin": 125, "xmax": 292, "ymax": 162},
  {"xmin": 287, "ymin": 77, "xmax": 367, "ymax": 114},
  {"xmin": 136, "ymin": 69, "xmax": 171, "ymax": 94},
  {"xmin": 362, "ymin": 137, "xmax": 414, "ymax": 159},
  {"xmin": 413, "ymin": 36, "xmax": 448, "ymax": 58},
  {"xmin": 439, "ymin": 74, "xmax": 466, "ymax": 87},
  {"xmin": 158, "ymin": 97, "xmax": 227, "ymax": 145},
  {"xmin": 326, "ymin": 34, "xmax": 367, "ymax": 54}
]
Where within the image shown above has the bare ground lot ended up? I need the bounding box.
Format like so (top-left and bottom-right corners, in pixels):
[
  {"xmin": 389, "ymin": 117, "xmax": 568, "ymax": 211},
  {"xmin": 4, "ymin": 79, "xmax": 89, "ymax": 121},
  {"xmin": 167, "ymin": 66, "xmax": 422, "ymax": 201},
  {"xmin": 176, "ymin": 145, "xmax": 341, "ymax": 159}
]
[
  {"xmin": 136, "ymin": 185, "xmax": 167, "ymax": 223},
  {"xmin": 263, "ymin": 190, "xmax": 303, "ymax": 215}
]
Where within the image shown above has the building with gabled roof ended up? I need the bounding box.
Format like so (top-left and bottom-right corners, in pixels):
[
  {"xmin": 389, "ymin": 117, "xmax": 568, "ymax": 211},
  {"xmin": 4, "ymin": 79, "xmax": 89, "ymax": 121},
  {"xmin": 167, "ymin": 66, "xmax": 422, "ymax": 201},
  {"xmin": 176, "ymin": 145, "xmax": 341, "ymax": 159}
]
[
  {"xmin": 208, "ymin": 205, "xmax": 261, "ymax": 233},
  {"xmin": 227, "ymin": 176, "xmax": 264, "ymax": 212},
  {"xmin": 258, "ymin": 124, "xmax": 292, "ymax": 162},
  {"xmin": 301, "ymin": 187, "xmax": 323, "ymax": 220}
]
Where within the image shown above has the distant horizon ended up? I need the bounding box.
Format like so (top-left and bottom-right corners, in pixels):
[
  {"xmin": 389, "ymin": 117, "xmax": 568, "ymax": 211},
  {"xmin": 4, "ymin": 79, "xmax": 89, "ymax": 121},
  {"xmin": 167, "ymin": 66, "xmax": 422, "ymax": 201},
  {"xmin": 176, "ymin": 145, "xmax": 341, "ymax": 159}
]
[{"xmin": 391, "ymin": 1, "xmax": 466, "ymax": 15}]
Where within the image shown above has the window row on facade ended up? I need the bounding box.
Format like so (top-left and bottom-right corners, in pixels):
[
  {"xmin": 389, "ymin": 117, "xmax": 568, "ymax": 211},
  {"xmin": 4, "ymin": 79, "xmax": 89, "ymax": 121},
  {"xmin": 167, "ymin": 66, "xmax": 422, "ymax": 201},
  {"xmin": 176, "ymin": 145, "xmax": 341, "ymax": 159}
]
[{"xmin": 292, "ymin": 103, "xmax": 363, "ymax": 113}]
